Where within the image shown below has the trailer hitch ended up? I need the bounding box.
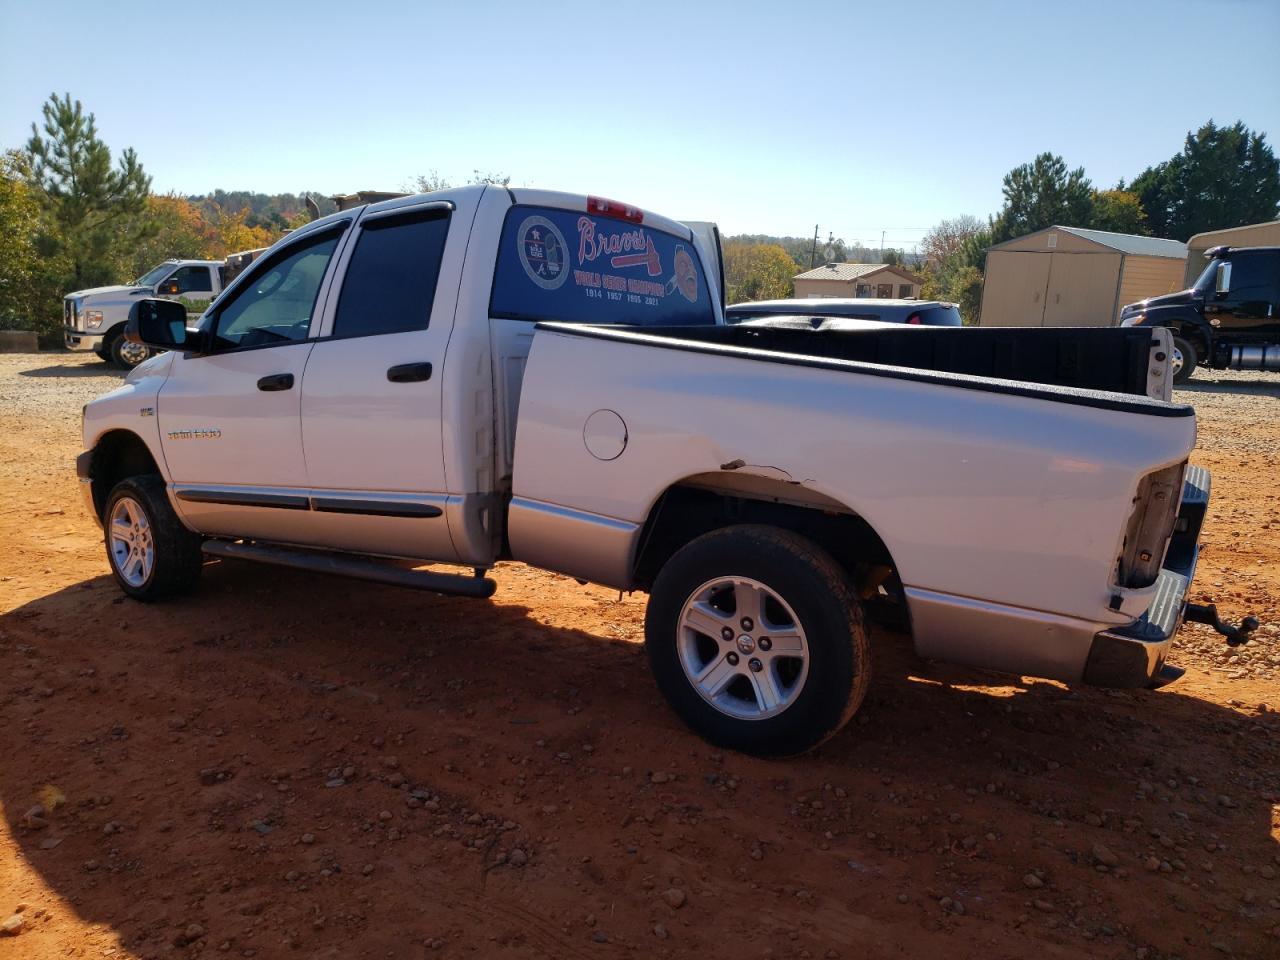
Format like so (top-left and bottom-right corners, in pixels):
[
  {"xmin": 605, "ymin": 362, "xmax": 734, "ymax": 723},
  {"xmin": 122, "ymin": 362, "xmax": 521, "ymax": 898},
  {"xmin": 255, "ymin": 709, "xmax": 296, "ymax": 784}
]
[{"xmin": 1184, "ymin": 602, "xmax": 1260, "ymax": 647}]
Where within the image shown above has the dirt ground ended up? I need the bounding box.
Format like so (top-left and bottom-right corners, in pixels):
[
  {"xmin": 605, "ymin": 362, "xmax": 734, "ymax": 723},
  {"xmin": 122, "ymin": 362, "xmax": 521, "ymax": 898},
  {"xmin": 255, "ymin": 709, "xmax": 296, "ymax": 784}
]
[{"xmin": 1, "ymin": 353, "xmax": 1277, "ymax": 960}]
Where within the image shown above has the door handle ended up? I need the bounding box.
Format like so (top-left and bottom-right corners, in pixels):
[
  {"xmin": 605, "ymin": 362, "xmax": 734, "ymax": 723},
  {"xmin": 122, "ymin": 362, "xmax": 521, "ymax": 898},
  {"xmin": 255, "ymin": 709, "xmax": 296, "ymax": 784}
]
[
  {"xmin": 257, "ymin": 373, "xmax": 294, "ymax": 391},
  {"xmin": 387, "ymin": 362, "xmax": 433, "ymax": 383}
]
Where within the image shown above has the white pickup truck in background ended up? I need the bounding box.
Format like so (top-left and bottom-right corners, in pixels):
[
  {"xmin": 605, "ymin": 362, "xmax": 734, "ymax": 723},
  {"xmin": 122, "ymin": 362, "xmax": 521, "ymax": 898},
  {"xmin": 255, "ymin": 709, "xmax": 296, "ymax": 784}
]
[
  {"xmin": 64, "ymin": 250, "xmax": 262, "ymax": 368},
  {"xmin": 75, "ymin": 185, "xmax": 1249, "ymax": 756}
]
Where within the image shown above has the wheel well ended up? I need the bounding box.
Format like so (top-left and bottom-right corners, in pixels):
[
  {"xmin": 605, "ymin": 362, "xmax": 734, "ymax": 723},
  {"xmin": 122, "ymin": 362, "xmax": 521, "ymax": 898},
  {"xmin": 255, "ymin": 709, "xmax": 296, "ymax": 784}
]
[
  {"xmin": 89, "ymin": 430, "xmax": 161, "ymax": 519},
  {"xmin": 1174, "ymin": 324, "xmax": 1209, "ymax": 361},
  {"xmin": 633, "ymin": 481, "xmax": 900, "ymax": 602}
]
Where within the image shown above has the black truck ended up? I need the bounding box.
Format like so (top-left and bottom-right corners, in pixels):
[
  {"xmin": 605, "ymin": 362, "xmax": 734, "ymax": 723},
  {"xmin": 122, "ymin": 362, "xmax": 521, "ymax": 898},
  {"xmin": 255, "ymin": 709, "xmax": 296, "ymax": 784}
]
[{"xmin": 1120, "ymin": 245, "xmax": 1280, "ymax": 384}]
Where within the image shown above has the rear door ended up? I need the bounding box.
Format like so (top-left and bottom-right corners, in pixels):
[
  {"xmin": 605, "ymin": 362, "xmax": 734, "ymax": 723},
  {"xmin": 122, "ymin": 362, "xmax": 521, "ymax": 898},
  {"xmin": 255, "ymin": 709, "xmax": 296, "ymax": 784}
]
[{"xmin": 298, "ymin": 199, "xmax": 461, "ymax": 561}]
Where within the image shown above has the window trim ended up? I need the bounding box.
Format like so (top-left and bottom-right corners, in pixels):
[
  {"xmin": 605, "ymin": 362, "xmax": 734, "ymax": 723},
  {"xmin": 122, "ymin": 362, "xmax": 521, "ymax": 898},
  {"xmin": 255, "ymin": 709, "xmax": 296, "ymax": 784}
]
[
  {"xmin": 200, "ymin": 223, "xmax": 350, "ymax": 355},
  {"xmin": 325, "ymin": 204, "xmax": 454, "ymax": 342}
]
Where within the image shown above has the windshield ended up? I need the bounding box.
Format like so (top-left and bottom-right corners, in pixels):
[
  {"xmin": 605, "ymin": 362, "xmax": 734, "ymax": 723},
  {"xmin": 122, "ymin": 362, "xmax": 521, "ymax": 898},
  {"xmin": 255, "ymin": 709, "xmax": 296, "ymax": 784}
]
[
  {"xmin": 1192, "ymin": 258, "xmax": 1220, "ymax": 293},
  {"xmin": 135, "ymin": 262, "xmax": 175, "ymax": 286}
]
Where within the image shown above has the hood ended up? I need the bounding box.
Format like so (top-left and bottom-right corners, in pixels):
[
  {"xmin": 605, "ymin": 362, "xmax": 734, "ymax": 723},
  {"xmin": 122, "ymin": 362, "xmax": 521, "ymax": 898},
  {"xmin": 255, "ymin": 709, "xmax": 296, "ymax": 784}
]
[
  {"xmin": 66, "ymin": 285, "xmax": 150, "ymax": 300},
  {"xmin": 1121, "ymin": 288, "xmax": 1197, "ymax": 315}
]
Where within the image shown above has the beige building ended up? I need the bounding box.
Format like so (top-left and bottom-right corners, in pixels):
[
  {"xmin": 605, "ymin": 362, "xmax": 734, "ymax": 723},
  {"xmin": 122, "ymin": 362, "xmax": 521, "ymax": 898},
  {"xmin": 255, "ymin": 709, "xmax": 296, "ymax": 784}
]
[
  {"xmin": 979, "ymin": 226, "xmax": 1187, "ymax": 328},
  {"xmin": 1182, "ymin": 219, "xmax": 1280, "ymax": 286},
  {"xmin": 793, "ymin": 262, "xmax": 924, "ymax": 300}
]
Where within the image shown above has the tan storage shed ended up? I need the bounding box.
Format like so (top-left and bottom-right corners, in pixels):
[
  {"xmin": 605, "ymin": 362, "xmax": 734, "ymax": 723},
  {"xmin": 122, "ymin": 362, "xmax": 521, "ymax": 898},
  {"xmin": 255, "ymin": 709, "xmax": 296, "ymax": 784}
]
[
  {"xmin": 979, "ymin": 226, "xmax": 1187, "ymax": 328},
  {"xmin": 1183, "ymin": 219, "xmax": 1280, "ymax": 286}
]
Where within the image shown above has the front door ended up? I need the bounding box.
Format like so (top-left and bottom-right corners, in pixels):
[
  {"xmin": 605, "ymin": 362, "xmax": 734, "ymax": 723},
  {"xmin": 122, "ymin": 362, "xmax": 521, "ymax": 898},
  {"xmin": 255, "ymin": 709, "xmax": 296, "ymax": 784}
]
[
  {"xmin": 159, "ymin": 225, "xmax": 347, "ymax": 540},
  {"xmin": 1209, "ymin": 251, "xmax": 1280, "ymax": 336},
  {"xmin": 299, "ymin": 201, "xmax": 461, "ymax": 561}
]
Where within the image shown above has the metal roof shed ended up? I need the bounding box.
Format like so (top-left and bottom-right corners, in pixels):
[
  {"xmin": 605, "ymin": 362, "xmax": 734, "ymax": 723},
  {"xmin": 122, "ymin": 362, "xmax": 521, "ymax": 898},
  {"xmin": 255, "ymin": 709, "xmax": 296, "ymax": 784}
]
[
  {"xmin": 1183, "ymin": 219, "xmax": 1280, "ymax": 286},
  {"xmin": 979, "ymin": 226, "xmax": 1187, "ymax": 328}
]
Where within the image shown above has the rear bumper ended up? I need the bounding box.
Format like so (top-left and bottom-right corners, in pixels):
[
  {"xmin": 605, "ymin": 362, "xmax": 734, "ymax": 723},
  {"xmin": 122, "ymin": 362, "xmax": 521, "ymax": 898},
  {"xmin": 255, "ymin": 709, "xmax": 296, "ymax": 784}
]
[
  {"xmin": 65, "ymin": 326, "xmax": 105, "ymax": 352},
  {"xmin": 1083, "ymin": 465, "xmax": 1209, "ymax": 688}
]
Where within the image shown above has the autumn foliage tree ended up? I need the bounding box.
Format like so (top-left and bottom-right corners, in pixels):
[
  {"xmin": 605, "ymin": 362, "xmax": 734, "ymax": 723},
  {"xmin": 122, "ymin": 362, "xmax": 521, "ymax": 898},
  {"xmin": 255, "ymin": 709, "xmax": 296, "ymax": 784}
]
[{"xmin": 723, "ymin": 242, "xmax": 796, "ymax": 303}]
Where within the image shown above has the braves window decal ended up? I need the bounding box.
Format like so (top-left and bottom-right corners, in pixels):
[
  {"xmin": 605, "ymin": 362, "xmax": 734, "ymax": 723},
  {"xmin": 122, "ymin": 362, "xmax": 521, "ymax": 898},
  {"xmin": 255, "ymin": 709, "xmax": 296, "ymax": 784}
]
[{"xmin": 492, "ymin": 205, "xmax": 713, "ymax": 326}]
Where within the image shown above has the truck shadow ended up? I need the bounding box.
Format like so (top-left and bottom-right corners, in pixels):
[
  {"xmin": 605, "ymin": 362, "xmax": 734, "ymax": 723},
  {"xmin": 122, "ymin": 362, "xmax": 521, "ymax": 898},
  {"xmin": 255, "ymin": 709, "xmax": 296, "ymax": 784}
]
[
  {"xmin": 17, "ymin": 360, "xmax": 125, "ymax": 379},
  {"xmin": 2, "ymin": 561, "xmax": 1276, "ymax": 957},
  {"xmin": 1178, "ymin": 376, "xmax": 1280, "ymax": 397}
]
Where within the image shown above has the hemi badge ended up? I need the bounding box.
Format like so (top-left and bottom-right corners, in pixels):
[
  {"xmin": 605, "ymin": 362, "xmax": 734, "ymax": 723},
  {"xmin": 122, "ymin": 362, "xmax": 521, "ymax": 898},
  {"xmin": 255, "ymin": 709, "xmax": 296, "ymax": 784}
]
[{"xmin": 140, "ymin": 407, "xmax": 154, "ymax": 417}]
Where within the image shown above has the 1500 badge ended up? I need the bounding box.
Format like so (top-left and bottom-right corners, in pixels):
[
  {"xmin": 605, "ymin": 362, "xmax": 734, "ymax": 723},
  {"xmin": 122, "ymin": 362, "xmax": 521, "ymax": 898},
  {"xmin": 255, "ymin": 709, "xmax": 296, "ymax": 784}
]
[{"xmin": 167, "ymin": 428, "xmax": 222, "ymax": 440}]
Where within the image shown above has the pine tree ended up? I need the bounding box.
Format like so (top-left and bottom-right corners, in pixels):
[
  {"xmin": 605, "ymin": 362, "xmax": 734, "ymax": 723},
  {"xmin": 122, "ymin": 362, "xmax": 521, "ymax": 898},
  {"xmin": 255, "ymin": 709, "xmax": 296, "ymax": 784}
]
[
  {"xmin": 990, "ymin": 153, "xmax": 1093, "ymax": 243},
  {"xmin": 1132, "ymin": 121, "xmax": 1280, "ymax": 240},
  {"xmin": 25, "ymin": 92, "xmax": 152, "ymax": 288}
]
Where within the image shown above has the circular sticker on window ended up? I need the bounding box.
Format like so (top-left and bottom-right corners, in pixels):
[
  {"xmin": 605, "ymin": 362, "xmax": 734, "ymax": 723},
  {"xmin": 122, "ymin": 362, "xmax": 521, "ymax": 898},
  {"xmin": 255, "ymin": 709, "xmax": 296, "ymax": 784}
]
[{"xmin": 516, "ymin": 215, "xmax": 569, "ymax": 290}]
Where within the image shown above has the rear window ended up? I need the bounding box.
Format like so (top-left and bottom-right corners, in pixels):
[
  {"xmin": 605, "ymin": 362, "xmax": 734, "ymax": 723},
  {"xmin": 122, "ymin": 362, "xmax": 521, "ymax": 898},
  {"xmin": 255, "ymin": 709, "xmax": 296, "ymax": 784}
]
[
  {"xmin": 490, "ymin": 205, "xmax": 714, "ymax": 326},
  {"xmin": 916, "ymin": 305, "xmax": 962, "ymax": 326}
]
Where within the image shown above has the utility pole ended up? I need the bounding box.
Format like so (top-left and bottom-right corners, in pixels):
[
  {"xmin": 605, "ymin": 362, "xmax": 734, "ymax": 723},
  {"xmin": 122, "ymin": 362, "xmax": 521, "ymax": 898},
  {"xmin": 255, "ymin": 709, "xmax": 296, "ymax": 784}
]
[
  {"xmin": 880, "ymin": 230, "xmax": 885, "ymax": 261},
  {"xmin": 810, "ymin": 224, "xmax": 819, "ymax": 268}
]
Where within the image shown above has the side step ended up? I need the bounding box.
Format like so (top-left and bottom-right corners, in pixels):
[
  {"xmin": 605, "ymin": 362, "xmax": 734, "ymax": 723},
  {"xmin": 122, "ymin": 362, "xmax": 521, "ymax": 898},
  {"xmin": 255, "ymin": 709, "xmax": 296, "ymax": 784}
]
[{"xmin": 201, "ymin": 540, "xmax": 497, "ymax": 598}]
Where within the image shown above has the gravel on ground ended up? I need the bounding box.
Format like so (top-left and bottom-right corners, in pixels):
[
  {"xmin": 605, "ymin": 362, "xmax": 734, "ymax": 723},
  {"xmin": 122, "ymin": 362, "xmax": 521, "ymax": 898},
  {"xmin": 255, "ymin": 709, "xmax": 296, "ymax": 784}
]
[{"xmin": 1, "ymin": 352, "xmax": 1277, "ymax": 960}]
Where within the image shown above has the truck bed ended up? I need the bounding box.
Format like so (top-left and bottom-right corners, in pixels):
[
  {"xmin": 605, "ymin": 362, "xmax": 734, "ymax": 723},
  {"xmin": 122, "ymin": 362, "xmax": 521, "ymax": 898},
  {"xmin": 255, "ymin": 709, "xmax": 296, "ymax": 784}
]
[{"xmin": 535, "ymin": 323, "xmax": 1189, "ymax": 416}]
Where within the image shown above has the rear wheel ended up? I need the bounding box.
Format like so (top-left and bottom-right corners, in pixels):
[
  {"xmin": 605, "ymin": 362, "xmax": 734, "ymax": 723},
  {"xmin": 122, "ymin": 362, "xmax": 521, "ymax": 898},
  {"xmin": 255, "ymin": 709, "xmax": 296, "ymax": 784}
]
[
  {"xmin": 1171, "ymin": 334, "xmax": 1198, "ymax": 385},
  {"xmin": 104, "ymin": 475, "xmax": 203, "ymax": 600},
  {"xmin": 644, "ymin": 525, "xmax": 870, "ymax": 757}
]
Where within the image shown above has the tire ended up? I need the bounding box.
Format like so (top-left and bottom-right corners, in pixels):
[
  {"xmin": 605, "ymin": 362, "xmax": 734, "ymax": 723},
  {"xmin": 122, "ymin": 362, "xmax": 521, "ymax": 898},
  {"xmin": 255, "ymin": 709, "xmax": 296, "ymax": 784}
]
[
  {"xmin": 644, "ymin": 524, "xmax": 871, "ymax": 757},
  {"xmin": 103, "ymin": 475, "xmax": 203, "ymax": 601},
  {"xmin": 106, "ymin": 329, "xmax": 152, "ymax": 370},
  {"xmin": 1172, "ymin": 334, "xmax": 1198, "ymax": 385},
  {"xmin": 94, "ymin": 348, "xmax": 111, "ymax": 362}
]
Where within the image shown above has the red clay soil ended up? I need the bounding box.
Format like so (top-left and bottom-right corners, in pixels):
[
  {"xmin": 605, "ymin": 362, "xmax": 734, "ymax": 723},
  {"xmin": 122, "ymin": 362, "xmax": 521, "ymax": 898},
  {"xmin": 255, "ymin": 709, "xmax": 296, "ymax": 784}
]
[{"xmin": 0, "ymin": 354, "xmax": 1277, "ymax": 960}]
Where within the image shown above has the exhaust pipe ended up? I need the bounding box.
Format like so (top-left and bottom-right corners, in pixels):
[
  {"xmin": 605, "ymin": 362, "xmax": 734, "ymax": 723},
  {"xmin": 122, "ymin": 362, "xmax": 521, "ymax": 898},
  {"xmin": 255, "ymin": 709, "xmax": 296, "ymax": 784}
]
[{"xmin": 1229, "ymin": 344, "xmax": 1280, "ymax": 371}]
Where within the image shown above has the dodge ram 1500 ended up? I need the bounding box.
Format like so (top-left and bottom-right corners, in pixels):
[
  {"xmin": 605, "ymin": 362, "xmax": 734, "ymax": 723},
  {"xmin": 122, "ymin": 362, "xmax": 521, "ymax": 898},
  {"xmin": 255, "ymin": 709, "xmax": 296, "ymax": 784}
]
[{"xmin": 76, "ymin": 185, "xmax": 1250, "ymax": 756}]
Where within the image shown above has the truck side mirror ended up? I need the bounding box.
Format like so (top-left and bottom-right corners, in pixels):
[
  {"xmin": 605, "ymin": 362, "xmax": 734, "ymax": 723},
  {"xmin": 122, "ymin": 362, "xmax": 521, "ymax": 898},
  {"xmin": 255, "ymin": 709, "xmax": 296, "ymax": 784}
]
[
  {"xmin": 126, "ymin": 298, "xmax": 203, "ymax": 353},
  {"xmin": 1215, "ymin": 262, "xmax": 1231, "ymax": 296},
  {"xmin": 159, "ymin": 280, "xmax": 181, "ymax": 296}
]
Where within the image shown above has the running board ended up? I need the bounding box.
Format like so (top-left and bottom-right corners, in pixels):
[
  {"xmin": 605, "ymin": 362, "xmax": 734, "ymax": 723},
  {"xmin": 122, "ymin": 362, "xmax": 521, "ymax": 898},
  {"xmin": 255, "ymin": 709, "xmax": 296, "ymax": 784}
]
[{"xmin": 201, "ymin": 540, "xmax": 497, "ymax": 598}]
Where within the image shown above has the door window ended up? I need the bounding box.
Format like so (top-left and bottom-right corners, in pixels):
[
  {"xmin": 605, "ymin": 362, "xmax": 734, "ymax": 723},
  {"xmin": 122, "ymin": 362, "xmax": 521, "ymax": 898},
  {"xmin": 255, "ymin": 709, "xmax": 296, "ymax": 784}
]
[
  {"xmin": 1224, "ymin": 254, "xmax": 1278, "ymax": 304},
  {"xmin": 169, "ymin": 265, "xmax": 213, "ymax": 294},
  {"xmin": 876, "ymin": 283, "xmax": 893, "ymax": 298},
  {"xmin": 211, "ymin": 230, "xmax": 343, "ymax": 350},
  {"xmin": 332, "ymin": 208, "xmax": 451, "ymax": 338}
]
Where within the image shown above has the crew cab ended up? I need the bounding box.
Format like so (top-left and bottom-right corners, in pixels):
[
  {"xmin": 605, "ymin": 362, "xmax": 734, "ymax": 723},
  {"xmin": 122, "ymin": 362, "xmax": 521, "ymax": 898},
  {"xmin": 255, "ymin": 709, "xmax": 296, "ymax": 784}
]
[
  {"xmin": 64, "ymin": 250, "xmax": 263, "ymax": 369},
  {"xmin": 1120, "ymin": 245, "xmax": 1280, "ymax": 383},
  {"xmin": 76, "ymin": 185, "xmax": 1245, "ymax": 757}
]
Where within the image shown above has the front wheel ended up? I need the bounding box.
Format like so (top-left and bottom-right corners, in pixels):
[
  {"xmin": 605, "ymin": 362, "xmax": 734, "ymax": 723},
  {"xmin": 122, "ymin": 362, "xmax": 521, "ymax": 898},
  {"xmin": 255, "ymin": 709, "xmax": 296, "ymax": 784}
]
[
  {"xmin": 106, "ymin": 329, "xmax": 152, "ymax": 370},
  {"xmin": 1171, "ymin": 334, "xmax": 1198, "ymax": 385},
  {"xmin": 644, "ymin": 525, "xmax": 870, "ymax": 757},
  {"xmin": 104, "ymin": 475, "xmax": 204, "ymax": 600}
]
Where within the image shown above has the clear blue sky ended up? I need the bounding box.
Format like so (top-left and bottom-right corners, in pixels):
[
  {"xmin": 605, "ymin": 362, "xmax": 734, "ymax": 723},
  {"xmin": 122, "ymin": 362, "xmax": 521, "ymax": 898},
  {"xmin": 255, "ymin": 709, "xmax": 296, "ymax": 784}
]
[{"xmin": 1, "ymin": 0, "xmax": 1277, "ymax": 251}]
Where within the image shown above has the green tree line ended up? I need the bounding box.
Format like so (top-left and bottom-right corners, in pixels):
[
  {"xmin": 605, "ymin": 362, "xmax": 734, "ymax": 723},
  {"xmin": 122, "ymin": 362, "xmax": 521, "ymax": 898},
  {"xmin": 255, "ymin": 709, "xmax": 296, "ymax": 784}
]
[
  {"xmin": 723, "ymin": 120, "xmax": 1279, "ymax": 321},
  {"xmin": 0, "ymin": 93, "xmax": 339, "ymax": 343}
]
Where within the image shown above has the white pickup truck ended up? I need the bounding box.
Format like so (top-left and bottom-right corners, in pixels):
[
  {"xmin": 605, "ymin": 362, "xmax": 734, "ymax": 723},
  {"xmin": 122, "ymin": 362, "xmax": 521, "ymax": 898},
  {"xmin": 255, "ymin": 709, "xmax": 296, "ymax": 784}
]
[
  {"xmin": 64, "ymin": 251, "xmax": 262, "ymax": 368},
  {"xmin": 76, "ymin": 185, "xmax": 1248, "ymax": 756}
]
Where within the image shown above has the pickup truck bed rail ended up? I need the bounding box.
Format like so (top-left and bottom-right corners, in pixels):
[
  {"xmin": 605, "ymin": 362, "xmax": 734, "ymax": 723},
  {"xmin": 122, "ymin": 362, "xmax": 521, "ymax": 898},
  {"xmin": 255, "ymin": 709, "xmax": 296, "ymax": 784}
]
[{"xmin": 537, "ymin": 323, "xmax": 1193, "ymax": 418}]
